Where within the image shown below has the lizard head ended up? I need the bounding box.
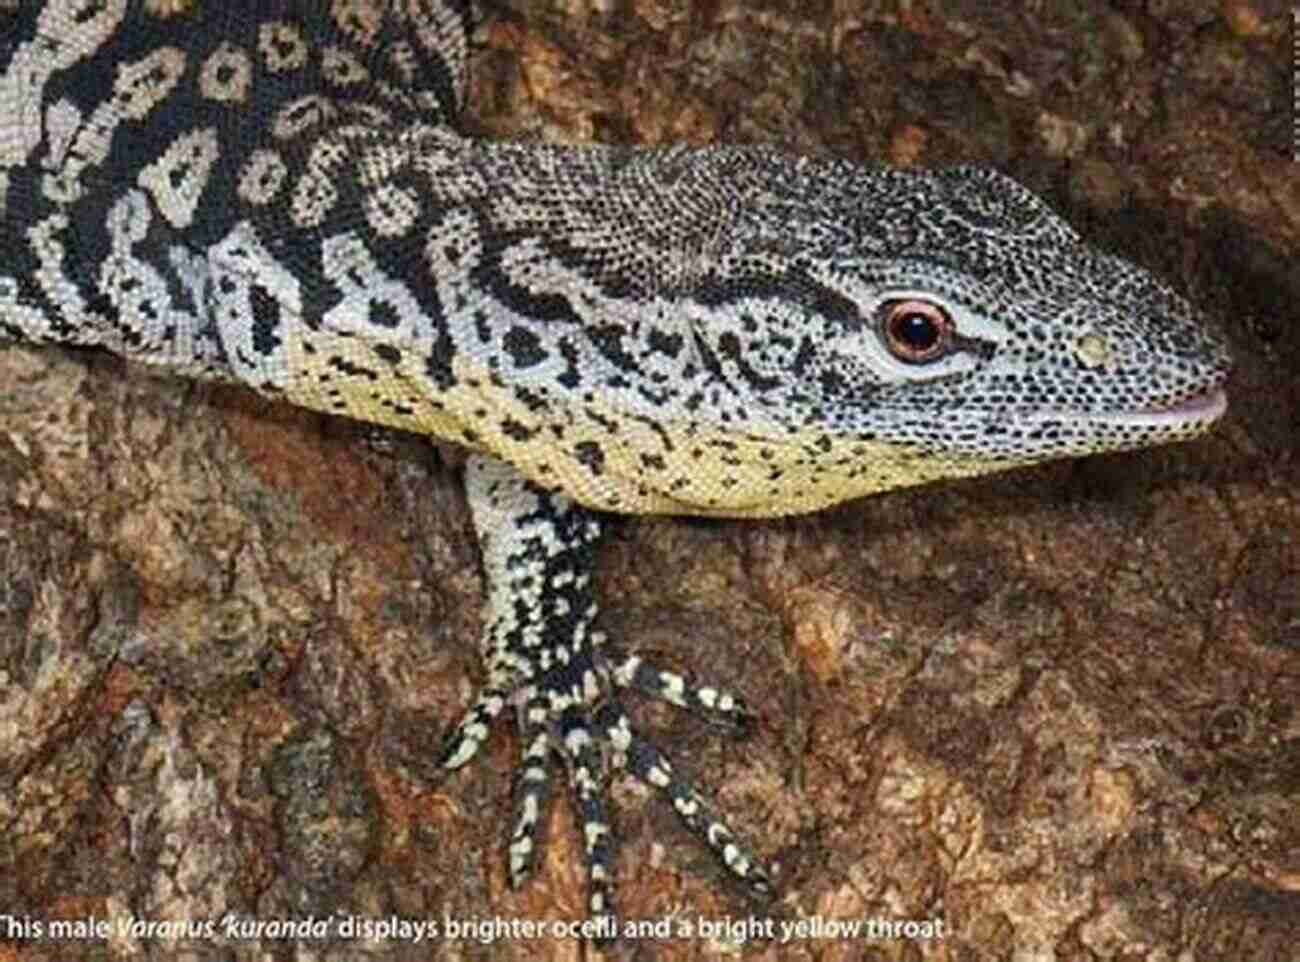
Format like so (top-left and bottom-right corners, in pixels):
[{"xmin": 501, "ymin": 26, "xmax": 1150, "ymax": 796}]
[{"xmin": 675, "ymin": 154, "xmax": 1232, "ymax": 507}]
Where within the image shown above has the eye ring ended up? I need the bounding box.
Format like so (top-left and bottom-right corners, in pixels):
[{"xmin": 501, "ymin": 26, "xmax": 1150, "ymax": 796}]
[{"xmin": 880, "ymin": 299, "xmax": 953, "ymax": 364}]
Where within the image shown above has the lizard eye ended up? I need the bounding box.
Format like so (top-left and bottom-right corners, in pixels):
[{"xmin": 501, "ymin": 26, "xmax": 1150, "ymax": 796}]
[{"xmin": 880, "ymin": 299, "xmax": 953, "ymax": 363}]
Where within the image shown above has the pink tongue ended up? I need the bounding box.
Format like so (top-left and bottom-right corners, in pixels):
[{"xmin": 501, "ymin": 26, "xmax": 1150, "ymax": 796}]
[
  {"xmin": 1119, "ymin": 386, "xmax": 1228, "ymax": 427},
  {"xmin": 1152, "ymin": 387, "xmax": 1227, "ymax": 417}
]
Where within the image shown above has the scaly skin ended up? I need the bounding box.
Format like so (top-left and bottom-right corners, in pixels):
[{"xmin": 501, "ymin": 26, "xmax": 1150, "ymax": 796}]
[{"xmin": 0, "ymin": 0, "xmax": 1230, "ymax": 927}]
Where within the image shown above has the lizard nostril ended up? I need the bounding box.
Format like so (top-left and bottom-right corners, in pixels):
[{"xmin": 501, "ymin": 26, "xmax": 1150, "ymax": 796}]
[{"xmin": 1073, "ymin": 332, "xmax": 1115, "ymax": 370}]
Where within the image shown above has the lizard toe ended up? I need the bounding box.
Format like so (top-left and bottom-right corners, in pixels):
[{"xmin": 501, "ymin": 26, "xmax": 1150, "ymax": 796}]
[{"xmin": 608, "ymin": 645, "xmax": 755, "ymax": 735}]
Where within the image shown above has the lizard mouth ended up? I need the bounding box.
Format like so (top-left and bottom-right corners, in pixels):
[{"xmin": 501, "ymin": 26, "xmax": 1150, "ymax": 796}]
[
  {"xmin": 1016, "ymin": 383, "xmax": 1228, "ymax": 434},
  {"xmin": 1072, "ymin": 385, "xmax": 1228, "ymax": 429},
  {"xmin": 1125, "ymin": 385, "xmax": 1227, "ymax": 424}
]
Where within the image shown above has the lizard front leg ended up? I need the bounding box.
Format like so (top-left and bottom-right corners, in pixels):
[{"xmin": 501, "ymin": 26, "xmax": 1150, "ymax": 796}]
[{"xmin": 436, "ymin": 453, "xmax": 771, "ymax": 925}]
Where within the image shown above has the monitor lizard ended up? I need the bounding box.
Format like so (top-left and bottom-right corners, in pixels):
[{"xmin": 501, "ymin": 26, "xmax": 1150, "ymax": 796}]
[{"xmin": 0, "ymin": 0, "xmax": 1231, "ymax": 928}]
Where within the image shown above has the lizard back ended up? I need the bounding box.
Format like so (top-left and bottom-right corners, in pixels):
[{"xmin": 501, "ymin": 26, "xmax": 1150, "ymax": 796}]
[{"xmin": 1, "ymin": 0, "xmax": 465, "ymax": 375}]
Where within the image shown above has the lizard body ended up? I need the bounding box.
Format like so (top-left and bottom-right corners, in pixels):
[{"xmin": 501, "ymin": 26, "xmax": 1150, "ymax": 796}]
[{"xmin": 0, "ymin": 0, "xmax": 1230, "ymax": 924}]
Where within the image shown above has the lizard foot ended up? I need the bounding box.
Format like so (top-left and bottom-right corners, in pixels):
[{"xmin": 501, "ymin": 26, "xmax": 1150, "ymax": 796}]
[{"xmin": 435, "ymin": 454, "xmax": 772, "ymax": 926}]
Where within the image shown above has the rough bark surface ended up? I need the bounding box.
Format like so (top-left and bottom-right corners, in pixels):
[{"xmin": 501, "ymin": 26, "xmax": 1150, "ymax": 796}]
[{"xmin": 1, "ymin": 1, "xmax": 1297, "ymax": 960}]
